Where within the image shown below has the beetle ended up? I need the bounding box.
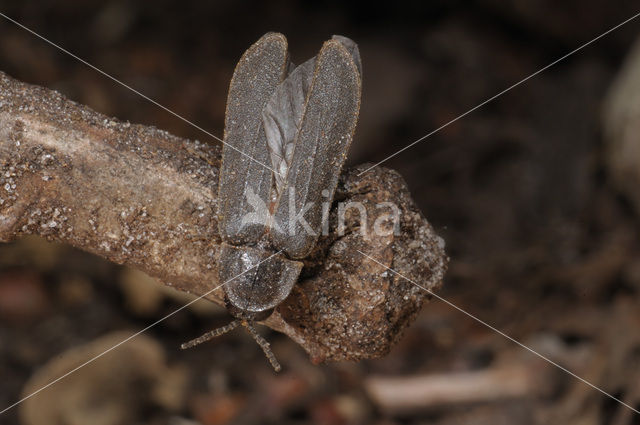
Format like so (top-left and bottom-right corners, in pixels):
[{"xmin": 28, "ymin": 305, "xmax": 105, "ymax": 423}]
[{"xmin": 181, "ymin": 32, "xmax": 362, "ymax": 371}]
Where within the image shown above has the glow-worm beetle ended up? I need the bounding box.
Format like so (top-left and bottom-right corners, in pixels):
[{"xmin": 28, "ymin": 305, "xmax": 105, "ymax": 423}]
[{"xmin": 181, "ymin": 33, "xmax": 362, "ymax": 371}]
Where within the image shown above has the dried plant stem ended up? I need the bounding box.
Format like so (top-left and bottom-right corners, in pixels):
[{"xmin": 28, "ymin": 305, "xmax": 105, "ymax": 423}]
[{"xmin": 0, "ymin": 70, "xmax": 447, "ymax": 363}]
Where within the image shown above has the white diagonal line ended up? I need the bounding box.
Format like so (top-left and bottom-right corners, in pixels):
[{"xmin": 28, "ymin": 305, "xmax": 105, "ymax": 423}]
[
  {"xmin": 358, "ymin": 11, "xmax": 640, "ymax": 175},
  {"xmin": 357, "ymin": 250, "xmax": 640, "ymax": 415},
  {"xmin": 0, "ymin": 250, "xmax": 284, "ymax": 416},
  {"xmin": 0, "ymin": 12, "xmax": 280, "ymax": 176}
]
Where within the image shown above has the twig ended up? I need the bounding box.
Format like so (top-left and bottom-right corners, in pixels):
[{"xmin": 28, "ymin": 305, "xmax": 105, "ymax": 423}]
[
  {"xmin": 365, "ymin": 360, "xmax": 555, "ymax": 412},
  {"xmin": 0, "ymin": 71, "xmax": 447, "ymax": 362}
]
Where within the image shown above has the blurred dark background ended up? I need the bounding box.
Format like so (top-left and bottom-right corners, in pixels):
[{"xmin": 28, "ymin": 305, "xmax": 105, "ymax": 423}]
[{"xmin": 1, "ymin": 1, "xmax": 640, "ymax": 424}]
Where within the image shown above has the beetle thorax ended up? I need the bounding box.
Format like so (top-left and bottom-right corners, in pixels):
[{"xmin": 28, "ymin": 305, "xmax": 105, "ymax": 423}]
[{"xmin": 218, "ymin": 243, "xmax": 302, "ymax": 321}]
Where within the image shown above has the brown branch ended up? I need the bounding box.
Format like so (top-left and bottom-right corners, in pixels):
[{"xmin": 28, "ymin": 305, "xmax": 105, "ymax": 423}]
[
  {"xmin": 364, "ymin": 358, "xmax": 556, "ymax": 413},
  {"xmin": 0, "ymin": 71, "xmax": 447, "ymax": 362}
]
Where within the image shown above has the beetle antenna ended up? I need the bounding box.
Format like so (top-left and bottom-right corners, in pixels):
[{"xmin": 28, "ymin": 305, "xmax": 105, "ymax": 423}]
[
  {"xmin": 181, "ymin": 319, "xmax": 240, "ymax": 349},
  {"xmin": 243, "ymin": 321, "xmax": 282, "ymax": 372}
]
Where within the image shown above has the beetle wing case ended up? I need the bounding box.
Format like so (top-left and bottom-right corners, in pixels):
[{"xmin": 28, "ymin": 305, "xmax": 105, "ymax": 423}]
[
  {"xmin": 219, "ymin": 244, "xmax": 303, "ymax": 318},
  {"xmin": 271, "ymin": 38, "xmax": 362, "ymax": 258},
  {"xmin": 218, "ymin": 33, "xmax": 289, "ymax": 245}
]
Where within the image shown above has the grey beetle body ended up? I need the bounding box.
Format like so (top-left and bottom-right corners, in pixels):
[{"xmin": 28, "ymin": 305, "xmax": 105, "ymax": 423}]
[{"xmin": 182, "ymin": 32, "xmax": 362, "ymax": 371}]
